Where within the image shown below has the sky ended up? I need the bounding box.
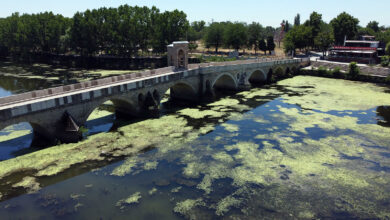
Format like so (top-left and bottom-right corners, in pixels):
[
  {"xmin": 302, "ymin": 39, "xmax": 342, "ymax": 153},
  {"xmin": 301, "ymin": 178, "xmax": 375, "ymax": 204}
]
[{"xmin": 1, "ymin": 0, "xmax": 389, "ymax": 27}]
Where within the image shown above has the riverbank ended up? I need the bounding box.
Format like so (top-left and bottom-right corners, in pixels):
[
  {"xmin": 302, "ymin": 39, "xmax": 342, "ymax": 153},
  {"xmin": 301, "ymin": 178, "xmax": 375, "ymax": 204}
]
[
  {"xmin": 0, "ymin": 61, "xmax": 141, "ymax": 85},
  {"xmin": 304, "ymin": 61, "xmax": 390, "ymax": 85}
]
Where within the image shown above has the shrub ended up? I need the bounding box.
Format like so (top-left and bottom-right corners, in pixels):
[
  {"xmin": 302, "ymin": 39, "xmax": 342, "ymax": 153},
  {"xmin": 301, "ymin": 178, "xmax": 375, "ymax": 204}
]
[
  {"xmin": 385, "ymin": 75, "xmax": 390, "ymax": 84},
  {"xmin": 381, "ymin": 56, "xmax": 390, "ymax": 67},
  {"xmin": 348, "ymin": 62, "xmax": 360, "ymax": 78},
  {"xmin": 386, "ymin": 42, "xmax": 390, "ymax": 56},
  {"xmin": 332, "ymin": 67, "xmax": 342, "ymax": 78},
  {"xmin": 318, "ymin": 66, "xmax": 327, "ymax": 76}
]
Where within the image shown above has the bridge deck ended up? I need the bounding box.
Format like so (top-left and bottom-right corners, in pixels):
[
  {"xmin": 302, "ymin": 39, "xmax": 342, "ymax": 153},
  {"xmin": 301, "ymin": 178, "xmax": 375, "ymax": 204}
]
[{"xmin": 0, "ymin": 58, "xmax": 302, "ymax": 111}]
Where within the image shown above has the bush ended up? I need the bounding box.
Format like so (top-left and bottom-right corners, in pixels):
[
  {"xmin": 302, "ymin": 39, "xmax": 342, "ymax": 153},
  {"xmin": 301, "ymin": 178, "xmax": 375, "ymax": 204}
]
[
  {"xmin": 189, "ymin": 43, "xmax": 198, "ymax": 52},
  {"xmin": 381, "ymin": 56, "xmax": 390, "ymax": 67},
  {"xmin": 318, "ymin": 66, "xmax": 327, "ymax": 76},
  {"xmin": 386, "ymin": 75, "xmax": 390, "ymax": 84},
  {"xmin": 348, "ymin": 62, "xmax": 360, "ymax": 78},
  {"xmin": 386, "ymin": 42, "xmax": 390, "ymax": 56},
  {"xmin": 332, "ymin": 67, "xmax": 342, "ymax": 78}
]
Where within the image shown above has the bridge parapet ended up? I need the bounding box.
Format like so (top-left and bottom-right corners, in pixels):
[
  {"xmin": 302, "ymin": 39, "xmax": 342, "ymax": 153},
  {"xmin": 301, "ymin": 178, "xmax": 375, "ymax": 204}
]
[{"xmin": 0, "ymin": 57, "xmax": 309, "ymax": 143}]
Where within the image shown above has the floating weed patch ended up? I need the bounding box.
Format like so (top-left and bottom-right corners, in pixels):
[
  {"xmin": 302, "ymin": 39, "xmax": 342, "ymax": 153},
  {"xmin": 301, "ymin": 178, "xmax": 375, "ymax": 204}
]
[
  {"xmin": 215, "ymin": 195, "xmax": 242, "ymax": 216},
  {"xmin": 221, "ymin": 123, "xmax": 239, "ymax": 132},
  {"xmin": 173, "ymin": 198, "xmax": 205, "ymax": 217},
  {"xmin": 148, "ymin": 188, "xmax": 157, "ymax": 196},
  {"xmin": 278, "ymin": 76, "xmax": 390, "ymax": 111},
  {"xmin": 116, "ymin": 192, "xmax": 142, "ymax": 209},
  {"xmin": 178, "ymin": 108, "xmax": 224, "ymax": 119},
  {"xmin": 12, "ymin": 176, "xmax": 40, "ymax": 194}
]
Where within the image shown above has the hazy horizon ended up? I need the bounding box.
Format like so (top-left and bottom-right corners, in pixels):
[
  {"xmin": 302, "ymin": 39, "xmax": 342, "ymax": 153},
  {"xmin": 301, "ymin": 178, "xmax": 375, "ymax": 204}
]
[{"xmin": 1, "ymin": 0, "xmax": 389, "ymax": 28}]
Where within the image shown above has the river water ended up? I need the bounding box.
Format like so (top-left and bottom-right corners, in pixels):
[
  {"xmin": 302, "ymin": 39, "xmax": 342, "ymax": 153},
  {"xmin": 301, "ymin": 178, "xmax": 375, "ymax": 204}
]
[{"xmin": 0, "ymin": 74, "xmax": 389, "ymax": 219}]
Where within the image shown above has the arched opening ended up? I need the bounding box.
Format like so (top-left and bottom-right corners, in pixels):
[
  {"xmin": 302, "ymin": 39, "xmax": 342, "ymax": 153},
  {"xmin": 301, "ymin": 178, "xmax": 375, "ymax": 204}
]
[
  {"xmin": 292, "ymin": 66, "xmax": 298, "ymax": 75},
  {"xmin": 285, "ymin": 67, "xmax": 291, "ymax": 76},
  {"xmin": 248, "ymin": 70, "xmax": 266, "ymax": 85},
  {"xmin": 178, "ymin": 49, "xmax": 185, "ymax": 68},
  {"xmin": 143, "ymin": 91, "xmax": 159, "ymax": 111},
  {"xmin": 213, "ymin": 74, "xmax": 237, "ymax": 92},
  {"xmin": 161, "ymin": 83, "xmax": 197, "ymax": 109},
  {"xmin": 274, "ymin": 67, "xmax": 285, "ymax": 80},
  {"xmin": 84, "ymin": 100, "xmax": 116, "ymax": 136},
  {"xmin": 0, "ymin": 122, "xmax": 35, "ymax": 161}
]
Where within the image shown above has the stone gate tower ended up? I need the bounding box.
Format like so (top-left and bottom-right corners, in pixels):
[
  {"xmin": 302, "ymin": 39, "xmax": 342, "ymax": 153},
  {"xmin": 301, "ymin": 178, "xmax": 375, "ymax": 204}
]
[{"xmin": 167, "ymin": 41, "xmax": 189, "ymax": 69}]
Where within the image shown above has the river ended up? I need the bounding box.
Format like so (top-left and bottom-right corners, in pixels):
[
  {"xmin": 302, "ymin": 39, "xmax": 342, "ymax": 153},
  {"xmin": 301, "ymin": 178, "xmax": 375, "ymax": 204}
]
[{"xmin": 0, "ymin": 73, "xmax": 389, "ymax": 219}]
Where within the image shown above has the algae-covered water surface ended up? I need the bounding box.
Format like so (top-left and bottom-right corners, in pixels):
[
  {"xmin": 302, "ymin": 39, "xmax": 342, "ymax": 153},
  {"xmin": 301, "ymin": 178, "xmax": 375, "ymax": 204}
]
[{"xmin": 0, "ymin": 75, "xmax": 390, "ymax": 219}]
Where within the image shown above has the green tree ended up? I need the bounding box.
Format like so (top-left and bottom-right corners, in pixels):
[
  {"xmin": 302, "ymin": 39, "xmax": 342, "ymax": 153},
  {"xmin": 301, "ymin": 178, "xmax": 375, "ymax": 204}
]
[
  {"xmin": 285, "ymin": 20, "xmax": 290, "ymax": 32},
  {"xmin": 386, "ymin": 42, "xmax": 390, "ymax": 55},
  {"xmin": 283, "ymin": 25, "xmax": 312, "ymax": 54},
  {"xmin": 314, "ymin": 23, "xmax": 334, "ymax": 56},
  {"xmin": 224, "ymin": 22, "xmax": 248, "ymax": 51},
  {"xmin": 259, "ymin": 38, "xmax": 267, "ymax": 55},
  {"xmin": 266, "ymin": 36, "xmax": 276, "ymax": 54},
  {"xmin": 204, "ymin": 22, "xmax": 225, "ymax": 53},
  {"xmin": 247, "ymin": 22, "xmax": 264, "ymax": 54},
  {"xmin": 367, "ymin": 21, "xmax": 379, "ymax": 33},
  {"xmin": 294, "ymin": 14, "xmax": 300, "ymax": 26},
  {"xmin": 330, "ymin": 12, "xmax": 359, "ymax": 45},
  {"xmin": 349, "ymin": 62, "xmax": 360, "ymax": 78},
  {"xmin": 304, "ymin": 11, "xmax": 323, "ymax": 47},
  {"xmin": 150, "ymin": 9, "xmax": 189, "ymax": 53}
]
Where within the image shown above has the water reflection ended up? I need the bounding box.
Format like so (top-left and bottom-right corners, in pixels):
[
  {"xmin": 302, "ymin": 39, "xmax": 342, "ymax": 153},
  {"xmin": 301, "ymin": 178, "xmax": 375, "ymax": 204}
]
[{"xmin": 377, "ymin": 106, "xmax": 390, "ymax": 127}]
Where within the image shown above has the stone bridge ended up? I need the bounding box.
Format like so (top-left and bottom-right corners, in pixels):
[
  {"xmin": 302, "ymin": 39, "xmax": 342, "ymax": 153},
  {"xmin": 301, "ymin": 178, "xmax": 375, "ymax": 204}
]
[{"xmin": 0, "ymin": 57, "xmax": 309, "ymax": 143}]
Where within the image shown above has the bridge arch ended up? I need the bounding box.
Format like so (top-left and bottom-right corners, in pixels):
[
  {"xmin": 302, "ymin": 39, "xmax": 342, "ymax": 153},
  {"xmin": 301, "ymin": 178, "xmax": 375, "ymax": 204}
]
[
  {"xmin": 84, "ymin": 97, "xmax": 139, "ymax": 124},
  {"xmin": 248, "ymin": 69, "xmax": 267, "ymax": 84},
  {"xmin": 291, "ymin": 66, "xmax": 298, "ymax": 74},
  {"xmin": 212, "ymin": 73, "xmax": 238, "ymax": 91},
  {"xmin": 273, "ymin": 66, "xmax": 285, "ymax": 80},
  {"xmin": 0, "ymin": 120, "xmax": 54, "ymax": 147},
  {"xmin": 160, "ymin": 81, "xmax": 197, "ymax": 102}
]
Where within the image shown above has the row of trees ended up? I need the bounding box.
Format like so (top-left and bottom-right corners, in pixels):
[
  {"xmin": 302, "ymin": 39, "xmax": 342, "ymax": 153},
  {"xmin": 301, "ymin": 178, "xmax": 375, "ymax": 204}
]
[
  {"xmin": 284, "ymin": 11, "xmax": 390, "ymax": 56},
  {"xmin": 0, "ymin": 12, "xmax": 71, "ymax": 55},
  {"xmin": 202, "ymin": 22, "xmax": 276, "ymax": 54},
  {"xmin": 0, "ymin": 5, "xmax": 189, "ymax": 57}
]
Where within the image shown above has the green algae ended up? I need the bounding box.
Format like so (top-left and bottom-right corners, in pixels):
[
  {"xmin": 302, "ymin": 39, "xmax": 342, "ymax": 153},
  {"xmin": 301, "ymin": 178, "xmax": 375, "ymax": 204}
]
[
  {"xmin": 74, "ymin": 203, "xmax": 84, "ymax": 212},
  {"xmin": 178, "ymin": 108, "xmax": 224, "ymax": 119},
  {"xmin": 278, "ymin": 76, "xmax": 390, "ymax": 112},
  {"xmin": 148, "ymin": 188, "xmax": 158, "ymax": 196},
  {"xmin": 116, "ymin": 192, "xmax": 142, "ymax": 209},
  {"xmin": 215, "ymin": 195, "xmax": 243, "ymax": 216},
  {"xmin": 70, "ymin": 193, "xmax": 85, "ymax": 200},
  {"xmin": 173, "ymin": 198, "xmax": 205, "ymax": 216},
  {"xmin": 221, "ymin": 123, "xmax": 239, "ymax": 132},
  {"xmin": 12, "ymin": 176, "xmax": 40, "ymax": 194},
  {"xmin": 1, "ymin": 75, "xmax": 390, "ymax": 218},
  {"xmin": 171, "ymin": 186, "xmax": 182, "ymax": 193},
  {"xmin": 144, "ymin": 161, "xmax": 158, "ymax": 170}
]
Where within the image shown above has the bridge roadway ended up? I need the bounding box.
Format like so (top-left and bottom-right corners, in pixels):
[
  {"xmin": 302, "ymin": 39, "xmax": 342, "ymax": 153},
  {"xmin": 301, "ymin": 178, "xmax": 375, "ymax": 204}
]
[{"xmin": 0, "ymin": 58, "xmax": 309, "ymax": 143}]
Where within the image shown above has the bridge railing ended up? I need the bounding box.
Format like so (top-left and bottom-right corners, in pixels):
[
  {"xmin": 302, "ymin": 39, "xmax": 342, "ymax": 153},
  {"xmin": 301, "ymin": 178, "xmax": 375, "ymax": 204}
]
[
  {"xmin": 0, "ymin": 58, "xmax": 305, "ymax": 107},
  {"xmin": 0, "ymin": 66, "xmax": 175, "ymax": 107}
]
